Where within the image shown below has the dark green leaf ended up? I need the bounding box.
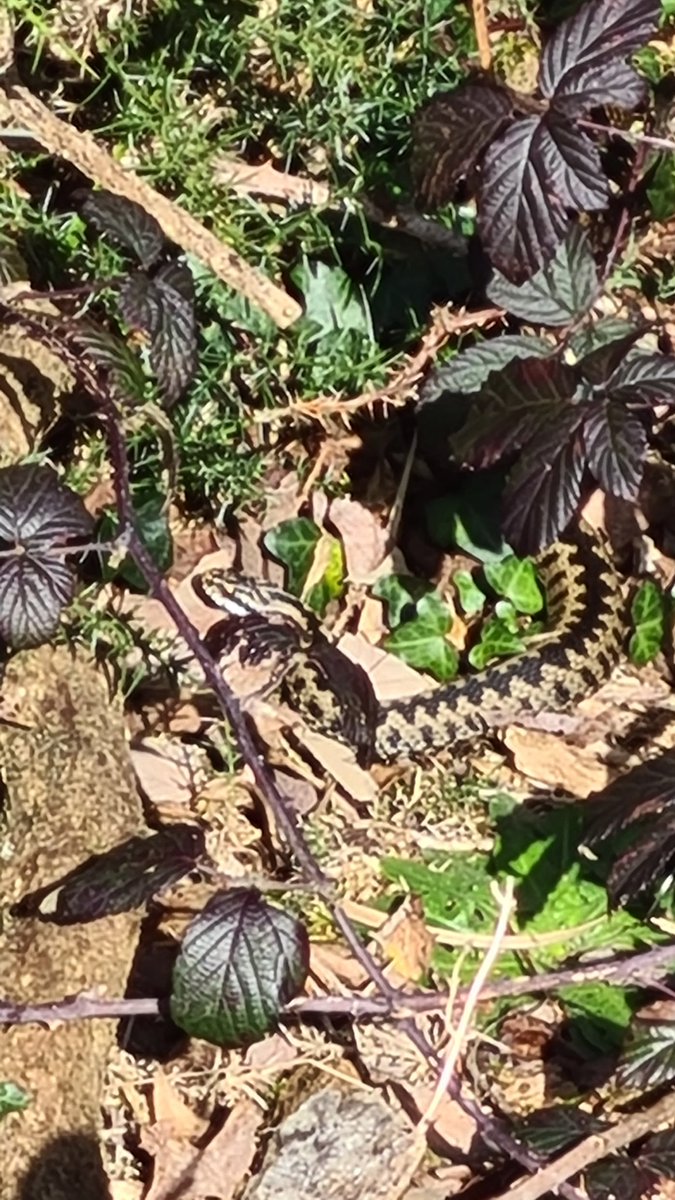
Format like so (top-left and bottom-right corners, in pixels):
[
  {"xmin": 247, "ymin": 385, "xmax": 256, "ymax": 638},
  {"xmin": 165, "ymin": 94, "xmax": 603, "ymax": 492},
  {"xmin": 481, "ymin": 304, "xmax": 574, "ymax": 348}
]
[
  {"xmin": 515, "ymin": 1106, "xmax": 607, "ymax": 1156},
  {"xmin": 170, "ymin": 888, "xmax": 309, "ymax": 1048},
  {"xmin": 385, "ymin": 594, "xmax": 458, "ymax": 681},
  {"xmin": 119, "ymin": 261, "xmax": 197, "ymax": 405},
  {"xmin": 618, "ymin": 1019, "xmax": 675, "ymax": 1090},
  {"xmin": 412, "ymin": 83, "xmax": 514, "ymax": 208},
  {"xmin": 585, "ymin": 1157, "xmax": 650, "ymax": 1200},
  {"xmin": 81, "ymin": 190, "xmax": 165, "ymax": 269},
  {"xmin": 487, "ymin": 228, "xmax": 598, "ymax": 325},
  {"xmin": 639, "ymin": 1128, "xmax": 675, "ymax": 1181},
  {"xmin": 0, "ymin": 464, "xmax": 94, "ymax": 648},
  {"xmin": 264, "ymin": 518, "xmax": 322, "ymax": 596},
  {"xmin": 373, "ymin": 574, "xmax": 434, "ymax": 628},
  {"xmin": 14, "ymin": 826, "xmax": 206, "ymax": 923},
  {"xmin": 422, "ymin": 336, "xmax": 551, "ymax": 401},
  {"xmin": 629, "ymin": 579, "xmax": 666, "ymax": 665},
  {"xmin": 483, "ymin": 556, "xmax": 544, "ymax": 614},
  {"xmin": 648, "ymin": 154, "xmax": 675, "ymax": 222},
  {"xmin": 0, "ymin": 1082, "xmax": 30, "ymax": 1119},
  {"xmin": 426, "ymin": 475, "xmax": 510, "ymax": 563},
  {"xmin": 583, "ymin": 401, "xmax": 647, "ymax": 500}
]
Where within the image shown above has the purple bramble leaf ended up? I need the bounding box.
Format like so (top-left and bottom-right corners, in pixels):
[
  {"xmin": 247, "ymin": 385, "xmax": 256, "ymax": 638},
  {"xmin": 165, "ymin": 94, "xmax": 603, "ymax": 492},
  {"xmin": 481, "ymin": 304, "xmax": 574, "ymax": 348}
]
[
  {"xmin": 412, "ymin": 83, "xmax": 514, "ymax": 207},
  {"xmin": 538, "ymin": 0, "xmax": 660, "ymax": 115}
]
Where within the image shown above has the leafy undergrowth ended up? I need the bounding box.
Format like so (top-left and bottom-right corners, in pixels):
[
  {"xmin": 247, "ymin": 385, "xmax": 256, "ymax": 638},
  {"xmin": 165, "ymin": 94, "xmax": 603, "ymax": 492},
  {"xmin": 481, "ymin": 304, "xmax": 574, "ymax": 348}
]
[{"xmin": 3, "ymin": 0, "xmax": 675, "ymax": 1198}]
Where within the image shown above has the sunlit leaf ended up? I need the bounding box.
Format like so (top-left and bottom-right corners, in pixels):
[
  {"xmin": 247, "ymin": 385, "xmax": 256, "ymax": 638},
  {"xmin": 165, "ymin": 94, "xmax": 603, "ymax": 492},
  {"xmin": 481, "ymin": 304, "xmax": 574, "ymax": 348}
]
[
  {"xmin": 170, "ymin": 888, "xmax": 309, "ymax": 1048},
  {"xmin": 453, "ymin": 570, "xmax": 486, "ymax": 616},
  {"xmin": 412, "ymin": 82, "xmax": 514, "ymax": 207},
  {"xmin": 583, "ymin": 401, "xmax": 647, "ymax": 500},
  {"xmin": 264, "ymin": 518, "xmax": 322, "ymax": 596},
  {"xmin": 538, "ymin": 0, "xmax": 660, "ymax": 113},
  {"xmin": 468, "ymin": 613, "xmax": 525, "ymax": 669},
  {"xmin": 483, "ymin": 556, "xmax": 544, "ymax": 614},
  {"xmin": 374, "ymin": 574, "xmax": 434, "ymax": 627},
  {"xmin": 487, "ymin": 227, "xmax": 598, "ymax": 325},
  {"xmin": 629, "ymin": 579, "xmax": 666, "ymax": 666},
  {"xmin": 81, "ymin": 189, "xmax": 165, "ymax": 269},
  {"xmin": 0, "ymin": 1082, "xmax": 30, "ymax": 1119},
  {"xmin": 384, "ymin": 592, "xmax": 458, "ymax": 681},
  {"xmin": 617, "ymin": 1019, "xmax": 675, "ymax": 1090},
  {"xmin": 0, "ymin": 464, "xmax": 93, "ymax": 648},
  {"xmin": 14, "ymin": 826, "xmax": 206, "ymax": 923},
  {"xmin": 295, "ymin": 259, "xmax": 373, "ymax": 339},
  {"xmin": 479, "ymin": 114, "xmax": 607, "ymax": 280},
  {"xmin": 119, "ymin": 261, "xmax": 197, "ymax": 405}
]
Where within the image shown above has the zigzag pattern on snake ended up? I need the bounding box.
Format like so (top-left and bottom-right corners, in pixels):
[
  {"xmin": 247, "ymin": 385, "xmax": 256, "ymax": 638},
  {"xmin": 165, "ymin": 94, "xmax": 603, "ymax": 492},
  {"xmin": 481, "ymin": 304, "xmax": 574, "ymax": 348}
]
[{"xmin": 193, "ymin": 529, "xmax": 625, "ymax": 765}]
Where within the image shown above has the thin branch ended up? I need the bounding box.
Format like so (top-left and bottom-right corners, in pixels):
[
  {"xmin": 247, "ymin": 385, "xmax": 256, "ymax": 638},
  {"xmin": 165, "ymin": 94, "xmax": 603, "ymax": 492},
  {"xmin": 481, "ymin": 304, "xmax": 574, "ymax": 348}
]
[
  {"xmin": 472, "ymin": 0, "xmax": 492, "ymax": 70},
  {"xmin": 417, "ymin": 880, "xmax": 515, "ymax": 1141},
  {"xmin": 0, "ymin": 84, "xmax": 301, "ymax": 329}
]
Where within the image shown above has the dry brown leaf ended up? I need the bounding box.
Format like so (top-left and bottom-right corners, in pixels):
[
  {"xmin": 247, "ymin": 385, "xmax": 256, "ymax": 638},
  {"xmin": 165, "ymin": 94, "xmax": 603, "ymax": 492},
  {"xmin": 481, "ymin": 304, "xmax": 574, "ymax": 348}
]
[
  {"xmin": 109, "ymin": 1183, "xmax": 145, "ymax": 1200},
  {"xmin": 142, "ymin": 1099, "xmax": 263, "ymax": 1200},
  {"xmin": 150, "ymin": 1066, "xmax": 207, "ymax": 1141},
  {"xmin": 502, "ymin": 727, "xmax": 610, "ymax": 796},
  {"xmin": 337, "ymin": 632, "xmax": 433, "ymax": 701},
  {"xmin": 299, "ymin": 728, "xmax": 378, "ymax": 802},
  {"xmin": 309, "ymin": 942, "xmax": 370, "ymax": 992},
  {"xmin": 131, "ymin": 738, "xmax": 211, "ymax": 813},
  {"xmin": 374, "ymin": 897, "xmax": 435, "ymax": 984},
  {"xmin": 327, "ymin": 497, "xmax": 392, "ymax": 584}
]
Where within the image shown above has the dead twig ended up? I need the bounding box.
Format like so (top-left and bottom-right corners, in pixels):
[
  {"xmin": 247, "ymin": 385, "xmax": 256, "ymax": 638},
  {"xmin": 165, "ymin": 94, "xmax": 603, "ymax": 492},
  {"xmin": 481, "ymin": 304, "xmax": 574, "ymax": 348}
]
[
  {"xmin": 253, "ymin": 305, "xmax": 504, "ymax": 426},
  {"xmin": 472, "ymin": 0, "xmax": 492, "ymax": 70},
  {"xmin": 0, "ymin": 84, "xmax": 301, "ymax": 329}
]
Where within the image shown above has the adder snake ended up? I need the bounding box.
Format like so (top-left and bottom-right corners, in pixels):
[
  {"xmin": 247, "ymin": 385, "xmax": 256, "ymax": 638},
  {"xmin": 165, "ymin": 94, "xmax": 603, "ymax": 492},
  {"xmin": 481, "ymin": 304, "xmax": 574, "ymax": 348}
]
[{"xmin": 193, "ymin": 529, "xmax": 625, "ymax": 765}]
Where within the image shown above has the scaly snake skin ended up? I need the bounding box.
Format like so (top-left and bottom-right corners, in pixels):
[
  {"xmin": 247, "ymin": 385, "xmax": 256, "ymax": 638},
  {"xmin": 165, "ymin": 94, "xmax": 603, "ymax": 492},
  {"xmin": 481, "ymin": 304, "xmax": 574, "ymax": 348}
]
[{"xmin": 194, "ymin": 530, "xmax": 625, "ymax": 765}]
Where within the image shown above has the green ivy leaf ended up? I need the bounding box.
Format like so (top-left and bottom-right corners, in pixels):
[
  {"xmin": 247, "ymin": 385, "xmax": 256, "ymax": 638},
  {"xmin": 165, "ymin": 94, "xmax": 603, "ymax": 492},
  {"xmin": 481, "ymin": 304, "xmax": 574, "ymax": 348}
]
[
  {"xmin": 629, "ymin": 579, "xmax": 666, "ymax": 665},
  {"xmin": 102, "ymin": 494, "xmax": 171, "ymax": 592},
  {"xmin": 170, "ymin": 888, "xmax": 309, "ymax": 1048},
  {"xmin": 304, "ymin": 535, "xmax": 345, "ymax": 615},
  {"xmin": 384, "ymin": 593, "xmax": 458, "ymax": 681},
  {"xmin": 264, "ymin": 518, "xmax": 322, "ymax": 596},
  {"xmin": 0, "ymin": 1082, "xmax": 30, "ymax": 1120},
  {"xmin": 453, "ymin": 570, "xmax": 486, "ymax": 616},
  {"xmin": 468, "ymin": 614, "xmax": 524, "ymax": 669},
  {"xmin": 484, "ymin": 556, "xmax": 544, "ymax": 614},
  {"xmin": 373, "ymin": 574, "xmax": 434, "ymax": 628}
]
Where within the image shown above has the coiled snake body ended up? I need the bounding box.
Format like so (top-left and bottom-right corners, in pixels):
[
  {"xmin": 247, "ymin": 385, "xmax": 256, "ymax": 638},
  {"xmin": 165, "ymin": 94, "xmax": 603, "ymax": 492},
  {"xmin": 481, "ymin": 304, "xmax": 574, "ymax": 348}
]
[{"xmin": 194, "ymin": 530, "xmax": 625, "ymax": 765}]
